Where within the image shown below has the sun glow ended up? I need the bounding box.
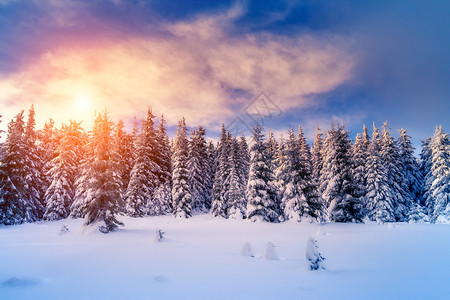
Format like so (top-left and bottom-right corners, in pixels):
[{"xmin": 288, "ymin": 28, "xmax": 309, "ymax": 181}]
[{"xmin": 73, "ymin": 91, "xmax": 94, "ymax": 112}]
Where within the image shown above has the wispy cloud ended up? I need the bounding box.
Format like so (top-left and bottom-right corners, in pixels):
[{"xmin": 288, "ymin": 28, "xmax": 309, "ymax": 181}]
[{"xmin": 0, "ymin": 1, "xmax": 355, "ymax": 132}]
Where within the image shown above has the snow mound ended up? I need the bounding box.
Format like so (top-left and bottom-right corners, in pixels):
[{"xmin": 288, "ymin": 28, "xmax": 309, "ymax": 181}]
[
  {"xmin": 265, "ymin": 242, "xmax": 279, "ymax": 260},
  {"xmin": 240, "ymin": 242, "xmax": 254, "ymax": 257}
]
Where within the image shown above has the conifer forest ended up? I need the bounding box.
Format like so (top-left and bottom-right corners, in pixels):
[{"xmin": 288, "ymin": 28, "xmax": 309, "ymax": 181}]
[{"xmin": 1, "ymin": 105, "xmax": 448, "ymax": 230}]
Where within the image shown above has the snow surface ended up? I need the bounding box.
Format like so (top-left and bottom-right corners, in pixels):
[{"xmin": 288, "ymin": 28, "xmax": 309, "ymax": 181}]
[{"xmin": 1, "ymin": 215, "xmax": 450, "ymax": 299}]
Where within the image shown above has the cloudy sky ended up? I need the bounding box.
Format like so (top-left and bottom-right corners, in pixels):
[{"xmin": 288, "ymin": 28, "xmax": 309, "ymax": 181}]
[{"xmin": 0, "ymin": 0, "xmax": 449, "ymax": 148}]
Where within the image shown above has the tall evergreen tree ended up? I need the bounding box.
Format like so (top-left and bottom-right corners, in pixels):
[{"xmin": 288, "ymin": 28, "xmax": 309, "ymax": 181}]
[
  {"xmin": 44, "ymin": 121, "xmax": 84, "ymax": 220},
  {"xmin": 70, "ymin": 111, "xmax": 123, "ymax": 232},
  {"xmin": 420, "ymin": 137, "xmax": 434, "ymax": 212},
  {"xmin": 125, "ymin": 109, "xmax": 161, "ymax": 217},
  {"xmin": 113, "ymin": 120, "xmax": 134, "ymax": 201},
  {"xmin": 171, "ymin": 117, "xmax": 191, "ymax": 218},
  {"xmin": 397, "ymin": 128, "xmax": 423, "ymax": 204},
  {"xmin": 311, "ymin": 125, "xmax": 324, "ymax": 184},
  {"xmin": 320, "ymin": 124, "xmax": 362, "ymax": 222},
  {"xmin": 238, "ymin": 134, "xmax": 250, "ymax": 186},
  {"xmin": 23, "ymin": 105, "xmax": 46, "ymax": 218},
  {"xmin": 0, "ymin": 112, "xmax": 42, "ymax": 224},
  {"xmin": 211, "ymin": 125, "xmax": 231, "ymax": 218},
  {"xmin": 266, "ymin": 129, "xmax": 278, "ymax": 171},
  {"xmin": 204, "ymin": 140, "xmax": 216, "ymax": 212},
  {"xmin": 428, "ymin": 126, "xmax": 450, "ymax": 223},
  {"xmin": 226, "ymin": 137, "xmax": 247, "ymax": 218},
  {"xmin": 246, "ymin": 124, "xmax": 280, "ymax": 222},
  {"xmin": 276, "ymin": 129, "xmax": 323, "ymax": 222},
  {"xmin": 353, "ymin": 125, "xmax": 370, "ymax": 216},
  {"xmin": 152, "ymin": 115, "xmax": 173, "ymax": 215},
  {"xmin": 380, "ymin": 122, "xmax": 411, "ymax": 221},
  {"xmin": 188, "ymin": 126, "xmax": 210, "ymax": 213},
  {"xmin": 365, "ymin": 123, "xmax": 395, "ymax": 223}
]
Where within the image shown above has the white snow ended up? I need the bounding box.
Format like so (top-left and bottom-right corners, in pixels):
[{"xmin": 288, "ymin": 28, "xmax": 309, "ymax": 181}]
[{"xmin": 1, "ymin": 215, "xmax": 450, "ymax": 299}]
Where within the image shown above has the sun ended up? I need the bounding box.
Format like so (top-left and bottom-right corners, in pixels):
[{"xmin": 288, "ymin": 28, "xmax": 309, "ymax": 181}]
[{"xmin": 75, "ymin": 95, "xmax": 90, "ymax": 110}]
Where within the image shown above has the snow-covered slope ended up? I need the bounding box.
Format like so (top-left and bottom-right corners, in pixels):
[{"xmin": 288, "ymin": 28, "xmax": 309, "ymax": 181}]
[{"xmin": 1, "ymin": 215, "xmax": 449, "ymax": 299}]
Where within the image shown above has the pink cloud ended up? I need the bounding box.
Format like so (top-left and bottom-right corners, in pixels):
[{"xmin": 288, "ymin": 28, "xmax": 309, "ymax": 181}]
[{"xmin": 0, "ymin": 3, "xmax": 355, "ymax": 133}]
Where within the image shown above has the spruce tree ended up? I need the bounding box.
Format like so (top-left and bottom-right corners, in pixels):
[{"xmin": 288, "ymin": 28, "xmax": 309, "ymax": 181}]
[
  {"xmin": 276, "ymin": 129, "xmax": 323, "ymax": 222},
  {"xmin": 311, "ymin": 125, "xmax": 323, "ymax": 184},
  {"xmin": 71, "ymin": 111, "xmax": 124, "ymax": 232},
  {"xmin": 211, "ymin": 125, "xmax": 231, "ymax": 218},
  {"xmin": 188, "ymin": 127, "xmax": 210, "ymax": 213},
  {"xmin": 126, "ymin": 109, "xmax": 161, "ymax": 217},
  {"xmin": 397, "ymin": 128, "xmax": 423, "ymax": 205},
  {"xmin": 226, "ymin": 137, "xmax": 247, "ymax": 218},
  {"xmin": 113, "ymin": 120, "xmax": 134, "ymax": 201},
  {"xmin": 266, "ymin": 129, "xmax": 278, "ymax": 171},
  {"xmin": 246, "ymin": 124, "xmax": 280, "ymax": 222},
  {"xmin": 320, "ymin": 124, "xmax": 362, "ymax": 222},
  {"xmin": 44, "ymin": 121, "xmax": 84, "ymax": 220},
  {"xmin": 352, "ymin": 125, "xmax": 370, "ymax": 216},
  {"xmin": 420, "ymin": 137, "xmax": 434, "ymax": 212},
  {"xmin": 23, "ymin": 105, "xmax": 46, "ymax": 218},
  {"xmin": 380, "ymin": 122, "xmax": 411, "ymax": 221},
  {"xmin": 153, "ymin": 115, "xmax": 173, "ymax": 215},
  {"xmin": 0, "ymin": 112, "xmax": 42, "ymax": 224},
  {"xmin": 238, "ymin": 134, "xmax": 250, "ymax": 186},
  {"xmin": 429, "ymin": 126, "xmax": 450, "ymax": 223},
  {"xmin": 171, "ymin": 117, "xmax": 191, "ymax": 218},
  {"xmin": 365, "ymin": 123, "xmax": 395, "ymax": 223},
  {"xmin": 205, "ymin": 140, "xmax": 216, "ymax": 211}
]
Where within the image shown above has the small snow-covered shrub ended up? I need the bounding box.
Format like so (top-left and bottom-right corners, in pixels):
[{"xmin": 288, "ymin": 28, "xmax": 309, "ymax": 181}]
[
  {"xmin": 59, "ymin": 225, "xmax": 69, "ymax": 235},
  {"xmin": 306, "ymin": 236, "xmax": 325, "ymax": 270},
  {"xmin": 154, "ymin": 228, "xmax": 165, "ymax": 242}
]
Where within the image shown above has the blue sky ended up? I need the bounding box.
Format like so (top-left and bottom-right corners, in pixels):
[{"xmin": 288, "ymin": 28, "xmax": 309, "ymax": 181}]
[{"xmin": 0, "ymin": 0, "xmax": 449, "ymax": 150}]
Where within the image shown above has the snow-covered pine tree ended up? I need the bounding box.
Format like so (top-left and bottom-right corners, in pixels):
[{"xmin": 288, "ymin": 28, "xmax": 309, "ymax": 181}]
[
  {"xmin": 266, "ymin": 129, "xmax": 278, "ymax": 172},
  {"xmin": 397, "ymin": 128, "xmax": 423, "ymax": 206},
  {"xmin": 276, "ymin": 128, "xmax": 323, "ymax": 222},
  {"xmin": 274, "ymin": 135, "xmax": 287, "ymax": 213},
  {"xmin": 365, "ymin": 123, "xmax": 395, "ymax": 223},
  {"xmin": 238, "ymin": 134, "xmax": 250, "ymax": 186},
  {"xmin": 74, "ymin": 111, "xmax": 124, "ymax": 232},
  {"xmin": 126, "ymin": 109, "xmax": 161, "ymax": 217},
  {"xmin": 298, "ymin": 125, "xmax": 312, "ymax": 165},
  {"xmin": 311, "ymin": 125, "xmax": 323, "ymax": 184},
  {"xmin": 428, "ymin": 126, "xmax": 450, "ymax": 223},
  {"xmin": 226, "ymin": 137, "xmax": 247, "ymax": 218},
  {"xmin": 205, "ymin": 140, "xmax": 216, "ymax": 211},
  {"xmin": 0, "ymin": 112, "xmax": 42, "ymax": 224},
  {"xmin": 380, "ymin": 122, "xmax": 411, "ymax": 221},
  {"xmin": 306, "ymin": 237, "xmax": 325, "ymax": 270},
  {"xmin": 320, "ymin": 123, "xmax": 363, "ymax": 222},
  {"xmin": 420, "ymin": 137, "xmax": 434, "ymax": 213},
  {"xmin": 246, "ymin": 124, "xmax": 280, "ymax": 222},
  {"xmin": 23, "ymin": 105, "xmax": 46, "ymax": 218},
  {"xmin": 112, "ymin": 120, "xmax": 134, "ymax": 202},
  {"xmin": 152, "ymin": 115, "xmax": 173, "ymax": 215},
  {"xmin": 188, "ymin": 126, "xmax": 210, "ymax": 213},
  {"xmin": 211, "ymin": 125, "xmax": 231, "ymax": 218},
  {"xmin": 352, "ymin": 125, "xmax": 370, "ymax": 216},
  {"xmin": 39, "ymin": 118, "xmax": 60, "ymax": 200},
  {"xmin": 171, "ymin": 117, "xmax": 192, "ymax": 218},
  {"xmin": 44, "ymin": 121, "xmax": 84, "ymax": 220}
]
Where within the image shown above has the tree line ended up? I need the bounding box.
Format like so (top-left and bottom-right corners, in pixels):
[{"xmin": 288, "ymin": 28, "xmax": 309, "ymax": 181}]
[{"xmin": 0, "ymin": 105, "xmax": 449, "ymax": 231}]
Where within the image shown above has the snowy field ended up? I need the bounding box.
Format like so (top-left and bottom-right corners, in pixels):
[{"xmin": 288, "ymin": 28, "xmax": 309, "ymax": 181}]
[{"xmin": 1, "ymin": 215, "xmax": 449, "ymax": 300}]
